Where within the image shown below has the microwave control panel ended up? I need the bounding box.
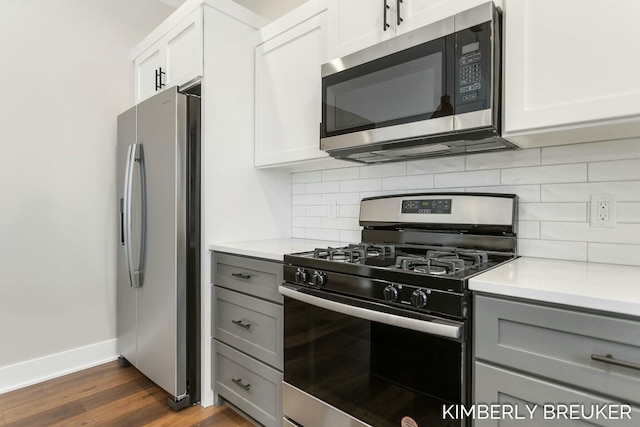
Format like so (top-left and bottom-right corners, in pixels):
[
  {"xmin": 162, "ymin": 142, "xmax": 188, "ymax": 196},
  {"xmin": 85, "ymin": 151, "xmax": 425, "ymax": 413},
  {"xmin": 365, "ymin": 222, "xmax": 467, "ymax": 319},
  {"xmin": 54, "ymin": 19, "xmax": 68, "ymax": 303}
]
[
  {"xmin": 455, "ymin": 20, "xmax": 492, "ymax": 112},
  {"xmin": 459, "ymin": 46, "xmax": 482, "ymax": 102}
]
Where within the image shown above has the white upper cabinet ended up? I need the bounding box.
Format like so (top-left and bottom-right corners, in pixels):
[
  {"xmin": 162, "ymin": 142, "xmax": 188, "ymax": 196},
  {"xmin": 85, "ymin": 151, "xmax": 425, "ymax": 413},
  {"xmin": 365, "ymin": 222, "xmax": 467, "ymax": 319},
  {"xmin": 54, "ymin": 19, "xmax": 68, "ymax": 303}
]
[
  {"xmin": 327, "ymin": 0, "xmax": 497, "ymax": 60},
  {"xmin": 135, "ymin": 43, "xmax": 164, "ymax": 103},
  {"xmin": 254, "ymin": 2, "xmax": 329, "ymax": 167},
  {"xmin": 134, "ymin": 8, "xmax": 203, "ymax": 103},
  {"xmin": 394, "ymin": 0, "xmax": 497, "ymax": 35},
  {"xmin": 503, "ymin": 0, "xmax": 640, "ymax": 147},
  {"xmin": 327, "ymin": 0, "xmax": 394, "ymax": 60},
  {"xmin": 163, "ymin": 9, "xmax": 203, "ymax": 90}
]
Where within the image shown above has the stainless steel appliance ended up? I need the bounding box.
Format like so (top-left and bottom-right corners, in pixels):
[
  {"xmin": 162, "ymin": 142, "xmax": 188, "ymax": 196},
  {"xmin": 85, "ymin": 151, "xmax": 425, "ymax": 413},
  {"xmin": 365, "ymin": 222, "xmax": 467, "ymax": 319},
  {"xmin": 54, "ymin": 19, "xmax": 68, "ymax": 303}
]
[
  {"xmin": 281, "ymin": 193, "xmax": 517, "ymax": 427},
  {"xmin": 320, "ymin": 2, "xmax": 515, "ymax": 163},
  {"xmin": 116, "ymin": 86, "xmax": 201, "ymax": 410}
]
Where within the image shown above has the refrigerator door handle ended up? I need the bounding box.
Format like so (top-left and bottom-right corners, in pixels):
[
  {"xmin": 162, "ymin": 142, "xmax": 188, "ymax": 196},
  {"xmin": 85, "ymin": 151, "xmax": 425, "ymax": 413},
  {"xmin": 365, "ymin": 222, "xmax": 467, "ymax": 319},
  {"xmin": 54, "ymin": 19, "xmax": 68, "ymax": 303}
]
[{"xmin": 123, "ymin": 143, "xmax": 147, "ymax": 288}]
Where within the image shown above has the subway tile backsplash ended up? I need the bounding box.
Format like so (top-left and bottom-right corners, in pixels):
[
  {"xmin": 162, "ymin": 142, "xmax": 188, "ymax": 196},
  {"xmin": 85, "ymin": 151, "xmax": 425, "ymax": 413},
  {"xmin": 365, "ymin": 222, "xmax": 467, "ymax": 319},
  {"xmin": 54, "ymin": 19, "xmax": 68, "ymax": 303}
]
[{"xmin": 291, "ymin": 140, "xmax": 640, "ymax": 266}]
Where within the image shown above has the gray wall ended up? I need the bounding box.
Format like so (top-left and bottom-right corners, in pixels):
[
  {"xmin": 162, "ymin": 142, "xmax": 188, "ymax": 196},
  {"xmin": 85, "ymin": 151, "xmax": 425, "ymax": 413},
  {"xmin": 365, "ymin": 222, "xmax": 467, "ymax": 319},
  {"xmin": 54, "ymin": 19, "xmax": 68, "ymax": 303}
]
[{"xmin": 0, "ymin": 0, "xmax": 175, "ymax": 368}]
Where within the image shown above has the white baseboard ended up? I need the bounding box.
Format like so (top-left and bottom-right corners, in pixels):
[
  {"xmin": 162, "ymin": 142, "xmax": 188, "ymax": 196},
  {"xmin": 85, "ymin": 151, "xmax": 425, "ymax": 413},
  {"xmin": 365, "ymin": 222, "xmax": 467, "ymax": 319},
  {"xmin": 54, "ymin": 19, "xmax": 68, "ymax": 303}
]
[{"xmin": 0, "ymin": 339, "xmax": 118, "ymax": 395}]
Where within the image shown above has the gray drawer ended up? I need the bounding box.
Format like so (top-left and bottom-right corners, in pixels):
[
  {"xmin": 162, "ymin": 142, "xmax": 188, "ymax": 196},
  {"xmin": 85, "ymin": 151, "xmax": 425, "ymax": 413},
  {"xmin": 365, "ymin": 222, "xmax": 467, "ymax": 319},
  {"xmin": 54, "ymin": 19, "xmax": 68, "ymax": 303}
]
[
  {"xmin": 474, "ymin": 362, "xmax": 640, "ymax": 427},
  {"xmin": 214, "ymin": 286, "xmax": 283, "ymax": 370},
  {"xmin": 475, "ymin": 295, "xmax": 640, "ymax": 406},
  {"xmin": 213, "ymin": 339, "xmax": 283, "ymax": 427},
  {"xmin": 213, "ymin": 252, "xmax": 283, "ymax": 303}
]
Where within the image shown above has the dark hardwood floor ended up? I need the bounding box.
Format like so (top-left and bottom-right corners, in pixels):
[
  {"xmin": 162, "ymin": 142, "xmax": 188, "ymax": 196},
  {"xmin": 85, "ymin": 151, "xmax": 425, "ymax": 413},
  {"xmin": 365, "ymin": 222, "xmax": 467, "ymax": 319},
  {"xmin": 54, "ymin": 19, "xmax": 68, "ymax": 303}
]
[{"xmin": 0, "ymin": 361, "xmax": 255, "ymax": 426}]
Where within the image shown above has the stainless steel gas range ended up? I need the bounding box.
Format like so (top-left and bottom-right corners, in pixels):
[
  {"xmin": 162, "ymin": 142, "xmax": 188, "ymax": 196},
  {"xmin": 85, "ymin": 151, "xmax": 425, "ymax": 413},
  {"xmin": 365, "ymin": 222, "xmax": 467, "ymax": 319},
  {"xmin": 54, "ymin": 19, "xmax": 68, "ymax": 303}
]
[{"xmin": 280, "ymin": 193, "xmax": 517, "ymax": 427}]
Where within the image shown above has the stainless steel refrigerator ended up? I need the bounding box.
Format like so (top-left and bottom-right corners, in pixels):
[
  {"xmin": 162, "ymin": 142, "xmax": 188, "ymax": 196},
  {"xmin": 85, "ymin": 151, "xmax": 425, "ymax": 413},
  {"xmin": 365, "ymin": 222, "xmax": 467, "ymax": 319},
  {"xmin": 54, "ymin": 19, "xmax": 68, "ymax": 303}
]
[{"xmin": 116, "ymin": 86, "xmax": 200, "ymax": 410}]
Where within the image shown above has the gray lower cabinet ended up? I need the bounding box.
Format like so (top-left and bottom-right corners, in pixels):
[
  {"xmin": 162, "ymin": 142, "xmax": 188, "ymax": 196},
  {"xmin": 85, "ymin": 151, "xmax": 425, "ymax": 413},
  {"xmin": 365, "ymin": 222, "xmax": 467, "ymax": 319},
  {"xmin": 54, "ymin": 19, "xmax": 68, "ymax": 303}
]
[
  {"xmin": 475, "ymin": 362, "xmax": 640, "ymax": 427},
  {"xmin": 214, "ymin": 340, "xmax": 283, "ymax": 426},
  {"xmin": 212, "ymin": 251, "xmax": 283, "ymax": 427},
  {"xmin": 213, "ymin": 252, "xmax": 283, "ymax": 303},
  {"xmin": 474, "ymin": 294, "xmax": 640, "ymax": 426}
]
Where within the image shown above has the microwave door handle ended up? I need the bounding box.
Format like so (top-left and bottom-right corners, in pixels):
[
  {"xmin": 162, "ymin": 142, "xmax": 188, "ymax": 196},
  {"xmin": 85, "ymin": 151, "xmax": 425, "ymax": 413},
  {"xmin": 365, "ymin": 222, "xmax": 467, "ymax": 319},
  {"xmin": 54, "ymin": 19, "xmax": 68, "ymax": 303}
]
[{"xmin": 279, "ymin": 285, "xmax": 462, "ymax": 339}]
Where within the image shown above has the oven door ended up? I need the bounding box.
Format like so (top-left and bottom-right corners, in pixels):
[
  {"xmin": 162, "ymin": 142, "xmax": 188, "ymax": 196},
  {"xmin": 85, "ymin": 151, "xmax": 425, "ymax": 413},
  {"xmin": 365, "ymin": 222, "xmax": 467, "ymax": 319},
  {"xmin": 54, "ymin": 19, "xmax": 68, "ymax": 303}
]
[
  {"xmin": 320, "ymin": 21, "xmax": 455, "ymax": 154},
  {"xmin": 280, "ymin": 285, "xmax": 468, "ymax": 427}
]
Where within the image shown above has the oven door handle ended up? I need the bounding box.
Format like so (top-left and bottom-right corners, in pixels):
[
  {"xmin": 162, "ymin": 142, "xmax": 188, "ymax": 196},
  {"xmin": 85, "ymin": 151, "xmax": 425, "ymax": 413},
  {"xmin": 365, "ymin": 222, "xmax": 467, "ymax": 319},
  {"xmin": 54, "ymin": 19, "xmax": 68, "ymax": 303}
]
[{"xmin": 279, "ymin": 285, "xmax": 462, "ymax": 339}]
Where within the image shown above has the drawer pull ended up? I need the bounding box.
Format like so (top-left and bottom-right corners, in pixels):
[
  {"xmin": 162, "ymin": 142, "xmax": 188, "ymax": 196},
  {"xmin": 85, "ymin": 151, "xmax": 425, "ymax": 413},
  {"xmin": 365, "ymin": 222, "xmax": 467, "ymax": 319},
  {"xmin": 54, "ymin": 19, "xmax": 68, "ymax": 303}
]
[
  {"xmin": 232, "ymin": 273, "xmax": 251, "ymax": 280},
  {"xmin": 232, "ymin": 320, "xmax": 251, "ymax": 330},
  {"xmin": 591, "ymin": 353, "xmax": 640, "ymax": 371},
  {"xmin": 232, "ymin": 378, "xmax": 251, "ymax": 391}
]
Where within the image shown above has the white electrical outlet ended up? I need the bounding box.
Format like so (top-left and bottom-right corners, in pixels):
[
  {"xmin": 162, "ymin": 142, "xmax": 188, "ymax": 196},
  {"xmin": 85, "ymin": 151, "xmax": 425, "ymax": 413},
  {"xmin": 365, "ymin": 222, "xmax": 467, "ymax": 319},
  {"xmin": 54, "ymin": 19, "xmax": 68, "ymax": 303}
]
[
  {"xmin": 327, "ymin": 200, "xmax": 337, "ymax": 219},
  {"xmin": 590, "ymin": 195, "xmax": 616, "ymax": 228}
]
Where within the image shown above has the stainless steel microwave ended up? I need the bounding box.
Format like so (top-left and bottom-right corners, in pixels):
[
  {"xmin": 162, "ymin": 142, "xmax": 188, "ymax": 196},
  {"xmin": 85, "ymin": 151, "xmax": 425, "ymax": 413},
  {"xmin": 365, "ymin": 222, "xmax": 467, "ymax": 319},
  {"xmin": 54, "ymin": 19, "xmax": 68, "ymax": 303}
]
[{"xmin": 320, "ymin": 2, "xmax": 516, "ymax": 164}]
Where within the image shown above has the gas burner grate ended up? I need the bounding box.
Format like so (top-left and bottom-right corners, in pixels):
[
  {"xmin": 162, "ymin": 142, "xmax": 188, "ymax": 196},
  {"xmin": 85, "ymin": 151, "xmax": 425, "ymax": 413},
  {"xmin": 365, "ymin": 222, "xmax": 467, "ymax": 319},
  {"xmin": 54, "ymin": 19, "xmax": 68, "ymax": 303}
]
[
  {"xmin": 395, "ymin": 247, "xmax": 490, "ymax": 276},
  {"xmin": 312, "ymin": 244, "xmax": 396, "ymax": 263}
]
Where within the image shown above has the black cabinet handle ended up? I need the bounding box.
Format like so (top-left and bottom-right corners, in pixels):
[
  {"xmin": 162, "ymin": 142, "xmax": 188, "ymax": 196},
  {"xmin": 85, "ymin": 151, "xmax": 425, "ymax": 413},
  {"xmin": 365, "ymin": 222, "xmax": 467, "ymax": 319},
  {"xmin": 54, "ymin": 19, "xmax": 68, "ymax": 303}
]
[
  {"xmin": 232, "ymin": 378, "xmax": 251, "ymax": 391},
  {"xmin": 155, "ymin": 69, "xmax": 160, "ymax": 91},
  {"xmin": 383, "ymin": 0, "xmax": 390, "ymax": 31},
  {"xmin": 591, "ymin": 353, "xmax": 640, "ymax": 371},
  {"xmin": 397, "ymin": 0, "xmax": 403, "ymax": 26},
  {"xmin": 232, "ymin": 320, "xmax": 251, "ymax": 330},
  {"xmin": 231, "ymin": 273, "xmax": 251, "ymax": 280},
  {"xmin": 158, "ymin": 67, "xmax": 166, "ymax": 89}
]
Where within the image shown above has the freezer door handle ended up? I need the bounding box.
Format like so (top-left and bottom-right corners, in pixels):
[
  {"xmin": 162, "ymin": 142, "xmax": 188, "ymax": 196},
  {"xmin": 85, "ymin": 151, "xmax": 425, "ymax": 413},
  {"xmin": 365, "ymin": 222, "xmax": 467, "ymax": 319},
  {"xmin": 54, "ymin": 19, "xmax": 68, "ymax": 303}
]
[{"xmin": 123, "ymin": 143, "xmax": 146, "ymax": 288}]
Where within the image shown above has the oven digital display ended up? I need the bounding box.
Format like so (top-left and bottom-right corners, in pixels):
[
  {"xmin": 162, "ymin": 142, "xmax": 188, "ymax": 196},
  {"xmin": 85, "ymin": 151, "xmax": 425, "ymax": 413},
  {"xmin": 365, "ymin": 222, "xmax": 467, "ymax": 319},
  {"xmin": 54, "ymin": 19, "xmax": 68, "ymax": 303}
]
[{"xmin": 401, "ymin": 199, "xmax": 452, "ymax": 214}]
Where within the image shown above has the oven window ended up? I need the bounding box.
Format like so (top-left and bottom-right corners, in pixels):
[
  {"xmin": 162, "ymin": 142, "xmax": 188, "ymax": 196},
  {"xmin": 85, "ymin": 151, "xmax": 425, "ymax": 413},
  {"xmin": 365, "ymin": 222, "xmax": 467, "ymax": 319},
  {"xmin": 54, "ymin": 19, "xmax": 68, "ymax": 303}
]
[
  {"xmin": 284, "ymin": 296, "xmax": 464, "ymax": 427},
  {"xmin": 322, "ymin": 35, "xmax": 455, "ymax": 137}
]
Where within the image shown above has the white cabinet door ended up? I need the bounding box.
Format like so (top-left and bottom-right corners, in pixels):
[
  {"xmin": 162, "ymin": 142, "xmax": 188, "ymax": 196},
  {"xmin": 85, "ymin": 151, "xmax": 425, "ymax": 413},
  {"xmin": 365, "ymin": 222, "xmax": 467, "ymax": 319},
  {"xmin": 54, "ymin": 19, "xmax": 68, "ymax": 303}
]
[
  {"xmin": 328, "ymin": 0, "xmax": 497, "ymax": 59},
  {"xmin": 134, "ymin": 8, "xmax": 203, "ymax": 103},
  {"xmin": 164, "ymin": 8, "xmax": 203, "ymax": 90},
  {"xmin": 327, "ymin": 0, "xmax": 394, "ymax": 60},
  {"xmin": 395, "ymin": 0, "xmax": 495, "ymax": 35},
  {"xmin": 134, "ymin": 43, "xmax": 164, "ymax": 104},
  {"xmin": 255, "ymin": 13, "xmax": 329, "ymax": 167},
  {"xmin": 503, "ymin": 0, "xmax": 640, "ymax": 146}
]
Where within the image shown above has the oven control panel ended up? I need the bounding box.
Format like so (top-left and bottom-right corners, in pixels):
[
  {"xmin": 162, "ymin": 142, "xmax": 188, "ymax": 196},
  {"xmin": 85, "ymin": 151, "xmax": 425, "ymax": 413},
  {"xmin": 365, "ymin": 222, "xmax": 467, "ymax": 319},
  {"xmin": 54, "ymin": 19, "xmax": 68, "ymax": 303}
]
[
  {"xmin": 384, "ymin": 284, "xmax": 431, "ymax": 308},
  {"xmin": 401, "ymin": 199, "xmax": 452, "ymax": 214},
  {"xmin": 294, "ymin": 267, "xmax": 327, "ymax": 287},
  {"xmin": 283, "ymin": 265, "xmax": 467, "ymax": 319}
]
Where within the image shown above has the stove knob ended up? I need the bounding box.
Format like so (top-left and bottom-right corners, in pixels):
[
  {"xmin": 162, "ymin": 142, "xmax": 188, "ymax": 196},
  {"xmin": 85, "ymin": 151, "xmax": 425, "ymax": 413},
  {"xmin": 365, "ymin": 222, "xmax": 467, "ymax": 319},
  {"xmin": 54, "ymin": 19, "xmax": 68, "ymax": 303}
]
[
  {"xmin": 295, "ymin": 268, "xmax": 308, "ymax": 283},
  {"xmin": 312, "ymin": 271, "xmax": 327, "ymax": 287},
  {"xmin": 383, "ymin": 285, "xmax": 399, "ymax": 302},
  {"xmin": 411, "ymin": 289, "xmax": 428, "ymax": 308}
]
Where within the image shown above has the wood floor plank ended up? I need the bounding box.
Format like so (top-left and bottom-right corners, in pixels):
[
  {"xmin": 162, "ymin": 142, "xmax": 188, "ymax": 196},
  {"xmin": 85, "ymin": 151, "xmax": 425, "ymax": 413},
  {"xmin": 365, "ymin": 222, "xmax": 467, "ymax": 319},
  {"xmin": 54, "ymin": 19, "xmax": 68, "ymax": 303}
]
[
  {"xmin": 0, "ymin": 362, "xmax": 254, "ymax": 427},
  {"xmin": 4, "ymin": 401, "xmax": 86, "ymax": 427},
  {"xmin": 199, "ymin": 407, "xmax": 255, "ymax": 427},
  {"xmin": 146, "ymin": 405, "xmax": 253, "ymax": 427},
  {"xmin": 47, "ymin": 388, "xmax": 167, "ymax": 427},
  {"xmin": 0, "ymin": 362, "xmax": 118, "ymax": 409},
  {"xmin": 190, "ymin": 408, "xmax": 235, "ymax": 427},
  {"xmin": 2, "ymin": 365, "xmax": 140, "ymax": 424},
  {"xmin": 143, "ymin": 402, "xmax": 230, "ymax": 427},
  {"xmin": 81, "ymin": 376, "xmax": 156, "ymax": 411}
]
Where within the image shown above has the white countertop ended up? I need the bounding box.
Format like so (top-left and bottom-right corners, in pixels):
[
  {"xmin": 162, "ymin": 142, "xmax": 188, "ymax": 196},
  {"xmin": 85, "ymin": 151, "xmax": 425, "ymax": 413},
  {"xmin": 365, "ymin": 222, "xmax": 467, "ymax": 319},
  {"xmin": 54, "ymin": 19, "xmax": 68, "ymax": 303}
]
[
  {"xmin": 209, "ymin": 240, "xmax": 640, "ymax": 317},
  {"xmin": 209, "ymin": 238, "xmax": 344, "ymax": 261},
  {"xmin": 470, "ymin": 257, "xmax": 640, "ymax": 317}
]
